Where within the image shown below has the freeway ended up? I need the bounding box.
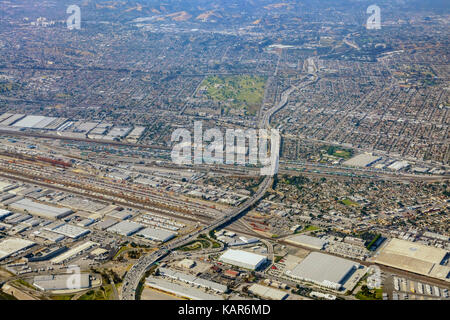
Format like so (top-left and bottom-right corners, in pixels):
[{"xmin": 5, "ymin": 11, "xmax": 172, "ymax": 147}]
[{"xmin": 120, "ymin": 76, "xmax": 312, "ymax": 300}]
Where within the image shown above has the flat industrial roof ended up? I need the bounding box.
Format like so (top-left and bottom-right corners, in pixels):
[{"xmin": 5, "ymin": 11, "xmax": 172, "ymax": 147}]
[
  {"xmin": 51, "ymin": 241, "xmax": 97, "ymax": 264},
  {"xmin": 374, "ymin": 238, "xmax": 448, "ymax": 277},
  {"xmin": 50, "ymin": 223, "xmax": 90, "ymax": 239},
  {"xmin": 0, "ymin": 209, "xmax": 12, "ymax": 220},
  {"xmin": 286, "ymin": 234, "xmax": 327, "ymax": 249},
  {"xmin": 146, "ymin": 277, "xmax": 224, "ymax": 300},
  {"xmin": 0, "ymin": 237, "xmax": 35, "ymax": 260},
  {"xmin": 219, "ymin": 249, "xmax": 267, "ymax": 267},
  {"xmin": 9, "ymin": 198, "xmax": 73, "ymax": 219},
  {"xmin": 248, "ymin": 284, "xmax": 288, "ymax": 300},
  {"xmin": 159, "ymin": 267, "xmax": 227, "ymax": 293},
  {"xmin": 287, "ymin": 252, "xmax": 359, "ymax": 286},
  {"xmin": 33, "ymin": 274, "xmax": 90, "ymax": 291},
  {"xmin": 107, "ymin": 221, "xmax": 143, "ymax": 236},
  {"xmin": 136, "ymin": 227, "xmax": 175, "ymax": 242},
  {"xmin": 343, "ymin": 153, "xmax": 381, "ymax": 167},
  {"xmin": 12, "ymin": 115, "xmax": 47, "ymax": 128}
]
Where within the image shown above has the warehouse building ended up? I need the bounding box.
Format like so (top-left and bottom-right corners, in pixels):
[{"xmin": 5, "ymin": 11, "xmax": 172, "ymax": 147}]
[
  {"xmin": 106, "ymin": 210, "xmax": 132, "ymax": 221},
  {"xmin": 136, "ymin": 227, "xmax": 176, "ymax": 242},
  {"xmin": 158, "ymin": 267, "xmax": 228, "ymax": 293},
  {"xmin": 49, "ymin": 223, "xmax": 90, "ymax": 239},
  {"xmin": 248, "ymin": 284, "xmax": 289, "ymax": 300},
  {"xmin": 374, "ymin": 238, "xmax": 449, "ymax": 281},
  {"xmin": 93, "ymin": 219, "xmax": 118, "ymax": 231},
  {"xmin": 33, "ymin": 274, "xmax": 91, "ymax": 291},
  {"xmin": 0, "ymin": 209, "xmax": 13, "ymax": 220},
  {"xmin": 219, "ymin": 249, "xmax": 267, "ymax": 270},
  {"xmin": 0, "ymin": 181, "xmax": 17, "ymax": 193},
  {"xmin": 0, "ymin": 237, "xmax": 36, "ymax": 261},
  {"xmin": 343, "ymin": 153, "xmax": 381, "ymax": 168},
  {"xmin": 145, "ymin": 277, "xmax": 224, "ymax": 300},
  {"xmin": 9, "ymin": 198, "xmax": 73, "ymax": 219},
  {"xmin": 107, "ymin": 221, "xmax": 143, "ymax": 236},
  {"xmin": 285, "ymin": 252, "xmax": 360, "ymax": 290},
  {"xmin": 51, "ymin": 241, "xmax": 97, "ymax": 264},
  {"xmin": 285, "ymin": 234, "xmax": 327, "ymax": 250}
]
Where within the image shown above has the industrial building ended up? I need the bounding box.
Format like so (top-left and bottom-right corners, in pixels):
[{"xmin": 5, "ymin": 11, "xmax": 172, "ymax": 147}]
[
  {"xmin": 136, "ymin": 227, "xmax": 176, "ymax": 242},
  {"xmin": 219, "ymin": 249, "xmax": 267, "ymax": 270},
  {"xmin": 248, "ymin": 284, "xmax": 289, "ymax": 300},
  {"xmin": 387, "ymin": 160, "xmax": 410, "ymax": 171},
  {"xmin": 0, "ymin": 181, "xmax": 17, "ymax": 192},
  {"xmin": 285, "ymin": 234, "xmax": 327, "ymax": 250},
  {"xmin": 106, "ymin": 221, "xmax": 143, "ymax": 236},
  {"xmin": 343, "ymin": 153, "xmax": 381, "ymax": 168},
  {"xmin": 25, "ymin": 246, "xmax": 67, "ymax": 262},
  {"xmin": 9, "ymin": 198, "xmax": 73, "ymax": 219},
  {"xmin": 374, "ymin": 238, "xmax": 449, "ymax": 281},
  {"xmin": 51, "ymin": 241, "xmax": 97, "ymax": 264},
  {"xmin": 0, "ymin": 209, "xmax": 13, "ymax": 220},
  {"xmin": 145, "ymin": 277, "xmax": 224, "ymax": 300},
  {"xmin": 93, "ymin": 219, "xmax": 118, "ymax": 231},
  {"xmin": 158, "ymin": 267, "xmax": 228, "ymax": 293},
  {"xmin": 285, "ymin": 252, "xmax": 360, "ymax": 290},
  {"xmin": 106, "ymin": 210, "xmax": 132, "ymax": 221},
  {"xmin": 33, "ymin": 230, "xmax": 65, "ymax": 243},
  {"xmin": 33, "ymin": 274, "xmax": 91, "ymax": 291},
  {"xmin": 0, "ymin": 237, "xmax": 36, "ymax": 261},
  {"xmin": 49, "ymin": 223, "xmax": 90, "ymax": 239}
]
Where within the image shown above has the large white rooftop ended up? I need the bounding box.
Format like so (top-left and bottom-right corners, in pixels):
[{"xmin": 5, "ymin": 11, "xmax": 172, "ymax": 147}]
[
  {"xmin": 107, "ymin": 220, "xmax": 143, "ymax": 236},
  {"xmin": 0, "ymin": 237, "xmax": 35, "ymax": 261},
  {"xmin": 286, "ymin": 252, "xmax": 359, "ymax": 288},
  {"xmin": 136, "ymin": 227, "xmax": 175, "ymax": 242},
  {"xmin": 9, "ymin": 198, "xmax": 73, "ymax": 219},
  {"xmin": 219, "ymin": 249, "xmax": 267, "ymax": 270}
]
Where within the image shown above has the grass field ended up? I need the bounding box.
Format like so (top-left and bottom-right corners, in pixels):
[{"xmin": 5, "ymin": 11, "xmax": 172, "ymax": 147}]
[
  {"xmin": 355, "ymin": 286, "xmax": 383, "ymax": 300},
  {"xmin": 78, "ymin": 285, "xmax": 114, "ymax": 300},
  {"xmin": 201, "ymin": 75, "xmax": 266, "ymax": 115},
  {"xmin": 340, "ymin": 198, "xmax": 359, "ymax": 207},
  {"xmin": 176, "ymin": 239, "xmax": 211, "ymax": 251},
  {"xmin": 301, "ymin": 225, "xmax": 320, "ymax": 233}
]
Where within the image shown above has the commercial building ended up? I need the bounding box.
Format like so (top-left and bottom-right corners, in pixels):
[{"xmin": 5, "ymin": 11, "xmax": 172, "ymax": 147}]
[
  {"xmin": 0, "ymin": 209, "xmax": 13, "ymax": 220},
  {"xmin": 9, "ymin": 198, "xmax": 73, "ymax": 219},
  {"xmin": 0, "ymin": 181, "xmax": 17, "ymax": 192},
  {"xmin": 93, "ymin": 219, "xmax": 118, "ymax": 231},
  {"xmin": 219, "ymin": 249, "xmax": 267, "ymax": 270},
  {"xmin": 178, "ymin": 259, "xmax": 196, "ymax": 269},
  {"xmin": 387, "ymin": 160, "xmax": 410, "ymax": 171},
  {"xmin": 285, "ymin": 252, "xmax": 360, "ymax": 290},
  {"xmin": 106, "ymin": 221, "xmax": 143, "ymax": 236},
  {"xmin": 136, "ymin": 227, "xmax": 176, "ymax": 242},
  {"xmin": 25, "ymin": 246, "xmax": 67, "ymax": 262},
  {"xmin": 374, "ymin": 238, "xmax": 449, "ymax": 281},
  {"xmin": 106, "ymin": 210, "xmax": 132, "ymax": 220},
  {"xmin": 0, "ymin": 237, "xmax": 36, "ymax": 261},
  {"xmin": 51, "ymin": 241, "xmax": 97, "ymax": 264},
  {"xmin": 33, "ymin": 274, "xmax": 91, "ymax": 291},
  {"xmin": 343, "ymin": 153, "xmax": 381, "ymax": 168},
  {"xmin": 33, "ymin": 230, "xmax": 65, "ymax": 243},
  {"xmin": 248, "ymin": 284, "xmax": 288, "ymax": 300},
  {"xmin": 145, "ymin": 277, "xmax": 224, "ymax": 300},
  {"xmin": 158, "ymin": 267, "xmax": 227, "ymax": 293},
  {"xmin": 49, "ymin": 223, "xmax": 90, "ymax": 239},
  {"xmin": 285, "ymin": 234, "xmax": 327, "ymax": 250}
]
